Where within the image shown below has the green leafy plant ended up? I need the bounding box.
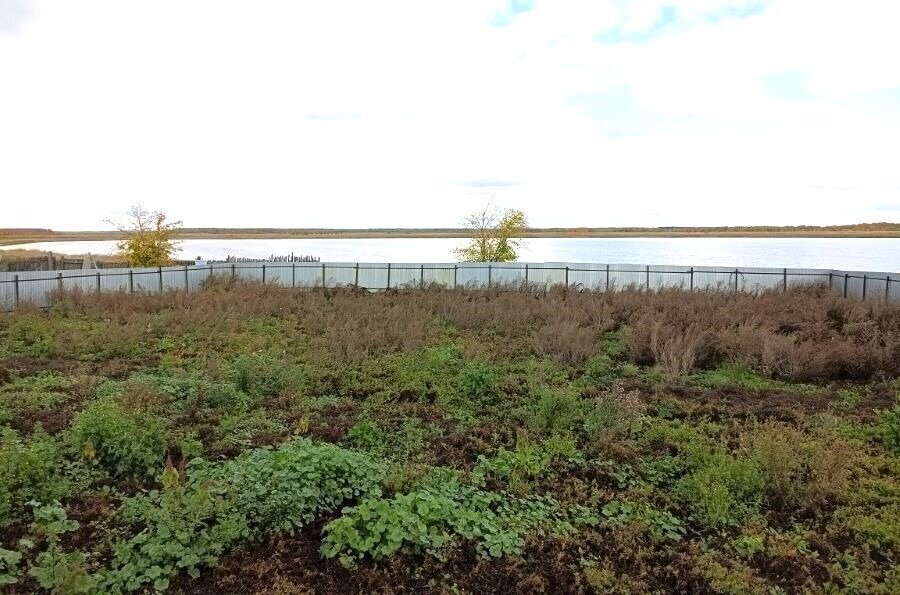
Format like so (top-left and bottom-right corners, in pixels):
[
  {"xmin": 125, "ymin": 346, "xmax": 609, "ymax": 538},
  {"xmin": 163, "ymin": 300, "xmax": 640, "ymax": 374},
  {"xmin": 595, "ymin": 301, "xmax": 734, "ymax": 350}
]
[
  {"xmin": 321, "ymin": 472, "xmax": 595, "ymax": 567},
  {"xmin": 0, "ymin": 427, "xmax": 70, "ymax": 526},
  {"xmin": 211, "ymin": 409, "xmax": 286, "ymax": 450},
  {"xmin": 194, "ymin": 438, "xmax": 386, "ymax": 535},
  {"xmin": 26, "ymin": 502, "xmax": 97, "ymax": 594},
  {"xmin": 528, "ymin": 388, "xmax": 585, "ymax": 435},
  {"xmin": 347, "ymin": 416, "xmax": 385, "ymax": 452},
  {"xmin": 601, "ymin": 499, "xmax": 686, "ymax": 542},
  {"xmin": 102, "ymin": 467, "xmax": 249, "ymax": 593},
  {"xmin": 69, "ymin": 398, "xmax": 169, "ymax": 478},
  {"xmin": 102, "ymin": 439, "xmax": 384, "ymax": 591},
  {"xmin": 675, "ymin": 455, "xmax": 763, "ymax": 529},
  {"xmin": 0, "ymin": 547, "xmax": 22, "ymax": 586},
  {"xmin": 878, "ymin": 403, "xmax": 900, "ymax": 455},
  {"xmin": 457, "ymin": 363, "xmax": 498, "ymax": 401},
  {"xmin": 474, "ymin": 434, "xmax": 583, "ymax": 493},
  {"xmin": 227, "ymin": 353, "xmax": 286, "ymax": 399}
]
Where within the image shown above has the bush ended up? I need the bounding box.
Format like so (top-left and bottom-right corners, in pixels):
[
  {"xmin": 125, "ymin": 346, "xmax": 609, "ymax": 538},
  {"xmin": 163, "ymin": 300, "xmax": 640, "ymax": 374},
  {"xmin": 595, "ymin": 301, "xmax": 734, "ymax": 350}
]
[
  {"xmin": 321, "ymin": 472, "xmax": 596, "ymax": 566},
  {"xmin": 675, "ymin": 455, "xmax": 764, "ymax": 529},
  {"xmin": 473, "ymin": 434, "xmax": 583, "ymax": 493},
  {"xmin": 0, "ymin": 427, "xmax": 70, "ymax": 526},
  {"xmin": 69, "ymin": 399, "xmax": 169, "ymax": 478},
  {"xmin": 192, "ymin": 438, "xmax": 385, "ymax": 535},
  {"xmin": 747, "ymin": 422, "xmax": 853, "ymax": 513},
  {"xmin": 601, "ymin": 499, "xmax": 685, "ymax": 542},
  {"xmin": 346, "ymin": 417, "xmax": 385, "ymax": 452},
  {"xmin": 528, "ymin": 389, "xmax": 585, "ymax": 435},
  {"xmin": 136, "ymin": 370, "xmax": 251, "ymax": 411},
  {"xmin": 879, "ymin": 403, "xmax": 900, "ymax": 455},
  {"xmin": 584, "ymin": 384, "xmax": 644, "ymax": 438},
  {"xmin": 2, "ymin": 315, "xmax": 54, "ymax": 357},
  {"xmin": 227, "ymin": 353, "xmax": 287, "ymax": 399},
  {"xmin": 457, "ymin": 363, "xmax": 498, "ymax": 401},
  {"xmin": 210, "ymin": 409, "xmax": 286, "ymax": 450},
  {"xmin": 103, "ymin": 468, "xmax": 249, "ymax": 593},
  {"xmin": 104, "ymin": 439, "xmax": 384, "ymax": 591},
  {"xmin": 26, "ymin": 502, "xmax": 97, "ymax": 594}
]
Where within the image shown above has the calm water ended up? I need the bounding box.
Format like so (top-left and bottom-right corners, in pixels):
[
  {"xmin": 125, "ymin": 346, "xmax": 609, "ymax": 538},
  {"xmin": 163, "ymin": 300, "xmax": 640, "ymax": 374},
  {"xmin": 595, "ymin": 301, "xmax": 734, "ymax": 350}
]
[{"xmin": 3, "ymin": 238, "xmax": 899, "ymax": 272}]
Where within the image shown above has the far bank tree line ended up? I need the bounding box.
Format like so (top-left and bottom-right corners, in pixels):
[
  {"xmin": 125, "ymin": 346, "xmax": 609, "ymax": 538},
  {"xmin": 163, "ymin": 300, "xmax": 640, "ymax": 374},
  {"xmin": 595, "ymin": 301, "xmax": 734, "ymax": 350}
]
[{"xmin": 113, "ymin": 204, "xmax": 529, "ymax": 267}]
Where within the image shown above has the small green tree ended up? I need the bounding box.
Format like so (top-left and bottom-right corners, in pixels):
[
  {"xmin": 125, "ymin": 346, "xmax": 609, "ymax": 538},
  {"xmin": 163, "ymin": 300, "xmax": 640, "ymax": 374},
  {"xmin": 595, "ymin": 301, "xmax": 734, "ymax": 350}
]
[
  {"xmin": 453, "ymin": 205, "xmax": 528, "ymax": 262},
  {"xmin": 110, "ymin": 205, "xmax": 182, "ymax": 267}
]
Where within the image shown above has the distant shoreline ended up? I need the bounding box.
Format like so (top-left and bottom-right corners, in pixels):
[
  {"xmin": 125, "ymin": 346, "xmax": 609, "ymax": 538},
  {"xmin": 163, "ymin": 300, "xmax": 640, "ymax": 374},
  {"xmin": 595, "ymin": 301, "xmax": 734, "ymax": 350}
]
[{"xmin": 2, "ymin": 226, "xmax": 899, "ymax": 246}]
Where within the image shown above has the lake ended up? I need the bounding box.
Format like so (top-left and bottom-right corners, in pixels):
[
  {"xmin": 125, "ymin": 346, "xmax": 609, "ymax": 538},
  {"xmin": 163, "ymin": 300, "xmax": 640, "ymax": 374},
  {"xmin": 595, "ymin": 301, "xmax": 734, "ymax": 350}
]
[{"xmin": 2, "ymin": 238, "xmax": 899, "ymax": 272}]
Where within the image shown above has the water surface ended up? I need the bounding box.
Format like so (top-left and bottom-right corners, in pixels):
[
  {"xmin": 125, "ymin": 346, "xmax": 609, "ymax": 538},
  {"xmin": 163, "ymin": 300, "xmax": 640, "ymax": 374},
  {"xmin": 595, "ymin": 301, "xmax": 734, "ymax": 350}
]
[{"xmin": 3, "ymin": 237, "xmax": 898, "ymax": 272}]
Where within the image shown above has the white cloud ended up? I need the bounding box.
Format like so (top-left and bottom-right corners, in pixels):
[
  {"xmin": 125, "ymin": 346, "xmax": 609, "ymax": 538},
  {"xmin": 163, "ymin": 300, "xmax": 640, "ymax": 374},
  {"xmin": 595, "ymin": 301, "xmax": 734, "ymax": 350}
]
[{"xmin": 0, "ymin": 0, "xmax": 898, "ymax": 229}]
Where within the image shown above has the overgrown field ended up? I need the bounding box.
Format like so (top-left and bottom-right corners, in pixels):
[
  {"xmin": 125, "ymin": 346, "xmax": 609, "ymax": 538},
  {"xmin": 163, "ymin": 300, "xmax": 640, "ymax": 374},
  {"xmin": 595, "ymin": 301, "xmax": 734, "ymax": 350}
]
[{"xmin": 1, "ymin": 281, "xmax": 899, "ymax": 594}]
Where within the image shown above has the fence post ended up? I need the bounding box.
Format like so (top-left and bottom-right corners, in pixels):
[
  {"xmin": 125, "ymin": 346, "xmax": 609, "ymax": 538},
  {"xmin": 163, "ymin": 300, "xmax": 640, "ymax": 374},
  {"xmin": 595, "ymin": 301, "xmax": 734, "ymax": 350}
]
[
  {"xmin": 231, "ymin": 263, "xmax": 236, "ymax": 280},
  {"xmin": 183, "ymin": 266, "xmax": 189, "ymax": 292},
  {"xmin": 386, "ymin": 263, "xmax": 391, "ymax": 289},
  {"xmin": 321, "ymin": 262, "xmax": 326, "ymax": 288},
  {"xmin": 862, "ymin": 275, "xmax": 867, "ymax": 300},
  {"xmin": 843, "ymin": 274, "xmax": 848, "ymax": 298},
  {"xmin": 689, "ymin": 267, "xmax": 694, "ymax": 292},
  {"xmin": 58, "ymin": 272, "xmax": 63, "ymax": 296},
  {"xmin": 734, "ymin": 268, "xmax": 739, "ymax": 293},
  {"xmin": 565, "ymin": 266, "xmax": 569, "ymax": 288},
  {"xmin": 208, "ymin": 264, "xmax": 213, "ymax": 281},
  {"xmin": 886, "ymin": 276, "xmax": 891, "ymax": 302},
  {"xmin": 646, "ymin": 265, "xmax": 650, "ymax": 291},
  {"xmin": 354, "ymin": 263, "xmax": 359, "ymax": 288},
  {"xmin": 96, "ymin": 271, "xmax": 101, "ymax": 294},
  {"xmin": 453, "ymin": 264, "xmax": 458, "ymax": 289},
  {"xmin": 13, "ymin": 274, "xmax": 19, "ymax": 309},
  {"xmin": 158, "ymin": 266, "xmax": 163, "ymax": 293},
  {"xmin": 420, "ymin": 264, "xmax": 424, "ymax": 288},
  {"xmin": 524, "ymin": 263, "xmax": 529, "ymax": 285},
  {"xmin": 128, "ymin": 270, "xmax": 133, "ymax": 294},
  {"xmin": 606, "ymin": 264, "xmax": 610, "ymax": 292},
  {"xmin": 828, "ymin": 272, "xmax": 833, "ymax": 292},
  {"xmin": 783, "ymin": 268, "xmax": 788, "ymax": 292},
  {"xmin": 487, "ymin": 264, "xmax": 492, "ymax": 287},
  {"xmin": 291, "ymin": 262, "xmax": 296, "ymax": 287}
]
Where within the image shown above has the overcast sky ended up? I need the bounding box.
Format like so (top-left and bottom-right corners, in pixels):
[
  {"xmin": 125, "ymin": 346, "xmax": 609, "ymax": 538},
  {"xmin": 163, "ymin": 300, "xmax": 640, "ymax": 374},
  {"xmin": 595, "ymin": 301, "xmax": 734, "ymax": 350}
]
[{"xmin": 1, "ymin": 0, "xmax": 899, "ymax": 230}]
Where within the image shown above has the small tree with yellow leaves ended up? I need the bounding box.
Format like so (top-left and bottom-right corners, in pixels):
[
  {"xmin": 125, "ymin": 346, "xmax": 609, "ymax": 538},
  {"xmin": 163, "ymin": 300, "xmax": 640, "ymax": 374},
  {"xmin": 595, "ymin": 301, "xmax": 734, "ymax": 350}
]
[
  {"xmin": 110, "ymin": 205, "xmax": 182, "ymax": 267},
  {"xmin": 453, "ymin": 205, "xmax": 528, "ymax": 262}
]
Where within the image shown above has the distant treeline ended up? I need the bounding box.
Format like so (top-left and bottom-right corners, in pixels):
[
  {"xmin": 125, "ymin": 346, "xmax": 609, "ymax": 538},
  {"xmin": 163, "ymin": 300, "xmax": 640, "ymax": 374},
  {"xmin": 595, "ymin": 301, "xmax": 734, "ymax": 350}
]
[
  {"xmin": 2, "ymin": 222, "xmax": 898, "ymax": 239},
  {"xmin": 178, "ymin": 222, "xmax": 900, "ymax": 234},
  {"xmin": 0, "ymin": 228, "xmax": 54, "ymax": 234}
]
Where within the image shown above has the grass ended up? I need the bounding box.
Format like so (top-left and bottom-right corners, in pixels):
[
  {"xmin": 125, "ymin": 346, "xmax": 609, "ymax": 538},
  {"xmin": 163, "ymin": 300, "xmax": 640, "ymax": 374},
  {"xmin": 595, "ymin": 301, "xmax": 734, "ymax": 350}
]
[{"xmin": 0, "ymin": 281, "xmax": 898, "ymax": 593}]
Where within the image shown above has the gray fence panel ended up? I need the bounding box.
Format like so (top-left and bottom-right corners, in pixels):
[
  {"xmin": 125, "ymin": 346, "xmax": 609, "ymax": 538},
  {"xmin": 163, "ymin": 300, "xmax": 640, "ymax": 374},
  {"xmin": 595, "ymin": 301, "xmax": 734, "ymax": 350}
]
[
  {"xmin": 566, "ymin": 263, "xmax": 605, "ymax": 290},
  {"xmin": 2, "ymin": 261, "xmax": 898, "ymax": 311},
  {"xmin": 608, "ymin": 264, "xmax": 646, "ymax": 289},
  {"xmin": 352, "ymin": 263, "xmax": 386, "ymax": 289},
  {"xmin": 525, "ymin": 263, "xmax": 567, "ymax": 286},
  {"xmin": 388, "ymin": 263, "xmax": 425, "ymax": 288}
]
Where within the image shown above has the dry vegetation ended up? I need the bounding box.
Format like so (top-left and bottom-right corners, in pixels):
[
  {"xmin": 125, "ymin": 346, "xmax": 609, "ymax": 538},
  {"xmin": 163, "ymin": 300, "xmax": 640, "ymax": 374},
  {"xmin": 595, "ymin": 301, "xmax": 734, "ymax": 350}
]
[{"xmin": 1, "ymin": 281, "xmax": 898, "ymax": 593}]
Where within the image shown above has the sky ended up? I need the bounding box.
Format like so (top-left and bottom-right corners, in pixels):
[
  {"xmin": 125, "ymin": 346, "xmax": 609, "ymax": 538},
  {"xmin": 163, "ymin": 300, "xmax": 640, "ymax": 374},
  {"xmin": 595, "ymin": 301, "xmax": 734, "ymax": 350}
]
[{"xmin": 1, "ymin": 0, "xmax": 899, "ymax": 230}]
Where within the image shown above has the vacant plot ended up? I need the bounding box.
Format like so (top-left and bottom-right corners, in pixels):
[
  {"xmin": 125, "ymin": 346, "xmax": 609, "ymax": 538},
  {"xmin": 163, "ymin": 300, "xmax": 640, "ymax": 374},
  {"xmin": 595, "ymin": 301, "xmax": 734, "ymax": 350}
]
[{"xmin": 1, "ymin": 281, "xmax": 898, "ymax": 593}]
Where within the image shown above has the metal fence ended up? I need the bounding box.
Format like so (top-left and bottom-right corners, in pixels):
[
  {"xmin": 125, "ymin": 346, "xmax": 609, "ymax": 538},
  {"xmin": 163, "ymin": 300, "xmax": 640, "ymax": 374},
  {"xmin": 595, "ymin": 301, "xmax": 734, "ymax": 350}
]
[{"xmin": 1, "ymin": 262, "xmax": 898, "ymax": 311}]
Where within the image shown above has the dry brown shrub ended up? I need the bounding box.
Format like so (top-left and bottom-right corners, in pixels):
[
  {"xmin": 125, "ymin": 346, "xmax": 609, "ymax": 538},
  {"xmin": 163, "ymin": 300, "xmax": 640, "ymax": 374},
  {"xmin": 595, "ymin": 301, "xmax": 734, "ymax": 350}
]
[
  {"xmin": 45, "ymin": 280, "xmax": 900, "ymax": 381},
  {"xmin": 747, "ymin": 422, "xmax": 854, "ymax": 514}
]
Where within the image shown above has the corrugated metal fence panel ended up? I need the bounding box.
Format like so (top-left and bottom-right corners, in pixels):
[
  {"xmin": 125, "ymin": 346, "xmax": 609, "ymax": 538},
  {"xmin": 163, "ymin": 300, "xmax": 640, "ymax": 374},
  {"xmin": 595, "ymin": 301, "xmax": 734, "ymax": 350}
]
[
  {"xmin": 356, "ymin": 263, "xmax": 389, "ymax": 289},
  {"xmin": 608, "ymin": 264, "xmax": 648, "ymax": 289},
  {"xmin": 2, "ymin": 262, "xmax": 898, "ymax": 311},
  {"xmin": 566, "ymin": 263, "xmax": 605, "ymax": 290},
  {"xmin": 650, "ymin": 264, "xmax": 692, "ymax": 290},
  {"xmin": 524, "ymin": 263, "xmax": 566, "ymax": 286}
]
